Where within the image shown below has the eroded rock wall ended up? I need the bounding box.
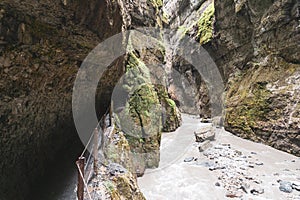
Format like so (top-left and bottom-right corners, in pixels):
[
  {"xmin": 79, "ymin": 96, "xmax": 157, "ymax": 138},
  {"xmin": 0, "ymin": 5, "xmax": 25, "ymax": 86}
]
[
  {"xmin": 212, "ymin": 0, "xmax": 300, "ymax": 155},
  {"xmin": 0, "ymin": 0, "xmax": 182, "ymax": 199},
  {"xmin": 162, "ymin": 0, "xmax": 215, "ymax": 117},
  {"xmin": 162, "ymin": 0, "xmax": 299, "ymax": 156},
  {"xmin": 0, "ymin": 1, "xmax": 103, "ymax": 199}
]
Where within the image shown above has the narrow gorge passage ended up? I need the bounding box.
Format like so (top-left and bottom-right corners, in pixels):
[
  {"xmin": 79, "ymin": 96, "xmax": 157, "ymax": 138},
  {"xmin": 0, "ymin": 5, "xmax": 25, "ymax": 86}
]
[
  {"xmin": 138, "ymin": 114, "xmax": 300, "ymax": 200},
  {"xmin": 1, "ymin": 0, "xmax": 299, "ymax": 199}
]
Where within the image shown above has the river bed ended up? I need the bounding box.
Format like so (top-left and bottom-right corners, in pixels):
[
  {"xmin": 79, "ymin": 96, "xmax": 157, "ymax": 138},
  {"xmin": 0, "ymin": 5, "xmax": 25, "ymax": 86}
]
[{"xmin": 138, "ymin": 114, "xmax": 300, "ymax": 200}]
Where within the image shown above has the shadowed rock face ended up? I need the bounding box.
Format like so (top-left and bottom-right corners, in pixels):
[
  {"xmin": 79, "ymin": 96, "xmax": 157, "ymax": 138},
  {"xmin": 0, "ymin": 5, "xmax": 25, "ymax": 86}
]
[
  {"xmin": 162, "ymin": 0, "xmax": 215, "ymax": 118},
  {"xmin": 0, "ymin": 0, "xmax": 127, "ymax": 199},
  {"xmin": 0, "ymin": 1, "xmax": 102, "ymax": 199},
  {"xmin": 211, "ymin": 0, "xmax": 300, "ymax": 156},
  {"xmin": 0, "ymin": 0, "xmax": 181, "ymax": 199}
]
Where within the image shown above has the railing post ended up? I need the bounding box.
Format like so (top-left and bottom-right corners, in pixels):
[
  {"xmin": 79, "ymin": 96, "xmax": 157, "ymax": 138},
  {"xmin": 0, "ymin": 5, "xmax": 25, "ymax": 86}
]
[
  {"xmin": 109, "ymin": 101, "xmax": 113, "ymax": 126},
  {"xmin": 93, "ymin": 128, "xmax": 99, "ymax": 175},
  {"xmin": 76, "ymin": 157, "xmax": 85, "ymax": 200},
  {"xmin": 102, "ymin": 113, "xmax": 106, "ymax": 131}
]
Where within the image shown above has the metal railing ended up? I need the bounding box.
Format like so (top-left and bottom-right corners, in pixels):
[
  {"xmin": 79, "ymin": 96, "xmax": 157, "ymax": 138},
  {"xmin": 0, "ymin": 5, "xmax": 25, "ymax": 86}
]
[{"xmin": 75, "ymin": 106, "xmax": 113, "ymax": 200}]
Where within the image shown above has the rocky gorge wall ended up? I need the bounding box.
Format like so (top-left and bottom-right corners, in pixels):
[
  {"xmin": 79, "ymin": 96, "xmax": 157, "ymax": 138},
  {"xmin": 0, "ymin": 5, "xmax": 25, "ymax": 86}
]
[
  {"xmin": 0, "ymin": 1, "xmax": 102, "ymax": 199},
  {"xmin": 162, "ymin": 0, "xmax": 215, "ymax": 118},
  {"xmin": 163, "ymin": 0, "xmax": 299, "ymax": 156},
  {"xmin": 211, "ymin": 0, "xmax": 300, "ymax": 156},
  {"xmin": 66, "ymin": 0, "xmax": 184, "ymax": 199},
  {"xmin": 0, "ymin": 0, "xmax": 181, "ymax": 199},
  {"xmin": 1, "ymin": 0, "xmax": 299, "ymax": 199}
]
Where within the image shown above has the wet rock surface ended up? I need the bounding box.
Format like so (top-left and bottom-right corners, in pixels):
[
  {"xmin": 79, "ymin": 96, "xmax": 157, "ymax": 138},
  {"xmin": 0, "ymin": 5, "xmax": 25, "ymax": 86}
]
[
  {"xmin": 279, "ymin": 181, "xmax": 293, "ymax": 193},
  {"xmin": 162, "ymin": 0, "xmax": 215, "ymax": 117},
  {"xmin": 0, "ymin": 1, "xmax": 101, "ymax": 199},
  {"xmin": 86, "ymin": 164, "xmax": 145, "ymax": 200},
  {"xmin": 184, "ymin": 157, "xmax": 195, "ymax": 162},
  {"xmin": 198, "ymin": 140, "xmax": 213, "ymax": 152},
  {"xmin": 0, "ymin": 0, "xmax": 167, "ymax": 199}
]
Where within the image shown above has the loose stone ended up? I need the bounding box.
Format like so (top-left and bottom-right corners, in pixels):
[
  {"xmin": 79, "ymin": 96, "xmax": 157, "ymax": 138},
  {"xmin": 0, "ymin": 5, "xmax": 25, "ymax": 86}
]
[
  {"xmin": 250, "ymin": 188, "xmax": 264, "ymax": 195},
  {"xmin": 184, "ymin": 157, "xmax": 195, "ymax": 162},
  {"xmin": 199, "ymin": 140, "xmax": 213, "ymax": 152},
  {"xmin": 279, "ymin": 181, "xmax": 293, "ymax": 193},
  {"xmin": 292, "ymin": 181, "xmax": 300, "ymax": 191}
]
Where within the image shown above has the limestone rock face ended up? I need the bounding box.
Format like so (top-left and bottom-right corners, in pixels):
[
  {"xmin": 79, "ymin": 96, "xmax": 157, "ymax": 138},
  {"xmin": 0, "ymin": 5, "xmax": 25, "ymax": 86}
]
[
  {"xmin": 100, "ymin": 127, "xmax": 146, "ymax": 198},
  {"xmin": 212, "ymin": 0, "xmax": 300, "ymax": 156}
]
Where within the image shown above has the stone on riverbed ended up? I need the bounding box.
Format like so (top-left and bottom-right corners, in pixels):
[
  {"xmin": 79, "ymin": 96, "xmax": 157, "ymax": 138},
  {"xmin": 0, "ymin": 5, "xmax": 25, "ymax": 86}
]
[
  {"xmin": 199, "ymin": 140, "xmax": 213, "ymax": 152},
  {"xmin": 184, "ymin": 157, "xmax": 195, "ymax": 162},
  {"xmin": 292, "ymin": 181, "xmax": 300, "ymax": 191},
  {"xmin": 195, "ymin": 161, "xmax": 215, "ymax": 168},
  {"xmin": 200, "ymin": 118, "xmax": 212, "ymax": 123},
  {"xmin": 279, "ymin": 181, "xmax": 293, "ymax": 193},
  {"xmin": 225, "ymin": 191, "xmax": 243, "ymax": 198},
  {"xmin": 194, "ymin": 127, "xmax": 215, "ymax": 142},
  {"xmin": 250, "ymin": 187, "xmax": 264, "ymax": 195}
]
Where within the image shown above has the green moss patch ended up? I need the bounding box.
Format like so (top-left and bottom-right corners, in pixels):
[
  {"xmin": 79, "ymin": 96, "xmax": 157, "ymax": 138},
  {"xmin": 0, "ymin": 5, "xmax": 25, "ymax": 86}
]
[
  {"xmin": 196, "ymin": 3, "xmax": 215, "ymax": 44},
  {"xmin": 225, "ymin": 57, "xmax": 299, "ymax": 141},
  {"xmin": 177, "ymin": 3, "xmax": 215, "ymax": 45}
]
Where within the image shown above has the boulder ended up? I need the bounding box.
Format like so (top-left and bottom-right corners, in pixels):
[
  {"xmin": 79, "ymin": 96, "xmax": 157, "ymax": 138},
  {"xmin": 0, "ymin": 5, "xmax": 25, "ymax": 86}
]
[
  {"xmin": 198, "ymin": 140, "xmax": 213, "ymax": 152},
  {"xmin": 194, "ymin": 126, "xmax": 215, "ymax": 142},
  {"xmin": 279, "ymin": 181, "xmax": 293, "ymax": 193}
]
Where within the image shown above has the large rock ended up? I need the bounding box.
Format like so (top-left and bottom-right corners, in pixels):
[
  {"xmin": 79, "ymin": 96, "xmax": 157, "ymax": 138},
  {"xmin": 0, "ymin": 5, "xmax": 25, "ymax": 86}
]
[
  {"xmin": 194, "ymin": 126, "xmax": 215, "ymax": 142},
  {"xmin": 198, "ymin": 140, "xmax": 213, "ymax": 152}
]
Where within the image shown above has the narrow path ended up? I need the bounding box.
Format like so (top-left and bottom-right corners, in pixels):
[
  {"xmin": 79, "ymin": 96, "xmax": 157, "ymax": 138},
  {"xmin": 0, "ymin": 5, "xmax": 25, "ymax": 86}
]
[{"xmin": 138, "ymin": 114, "xmax": 300, "ymax": 200}]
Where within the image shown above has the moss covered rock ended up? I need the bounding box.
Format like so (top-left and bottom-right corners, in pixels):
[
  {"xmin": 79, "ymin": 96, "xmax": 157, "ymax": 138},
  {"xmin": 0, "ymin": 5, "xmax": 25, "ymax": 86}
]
[
  {"xmin": 155, "ymin": 84, "xmax": 182, "ymax": 132},
  {"xmin": 225, "ymin": 56, "xmax": 300, "ymax": 155},
  {"xmin": 195, "ymin": 3, "xmax": 215, "ymax": 44},
  {"xmin": 175, "ymin": 1, "xmax": 215, "ymax": 45},
  {"xmin": 115, "ymin": 50, "xmax": 162, "ymax": 172}
]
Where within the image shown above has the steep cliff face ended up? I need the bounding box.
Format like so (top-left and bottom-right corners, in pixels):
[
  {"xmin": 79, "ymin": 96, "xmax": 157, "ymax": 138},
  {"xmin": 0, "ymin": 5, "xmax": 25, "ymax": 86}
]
[
  {"xmin": 75, "ymin": 0, "xmax": 182, "ymax": 198},
  {"xmin": 0, "ymin": 1, "xmax": 103, "ymax": 199},
  {"xmin": 1, "ymin": 0, "xmax": 299, "ymax": 199},
  {"xmin": 212, "ymin": 0, "xmax": 300, "ymax": 155},
  {"xmin": 162, "ymin": 0, "xmax": 215, "ymax": 118}
]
